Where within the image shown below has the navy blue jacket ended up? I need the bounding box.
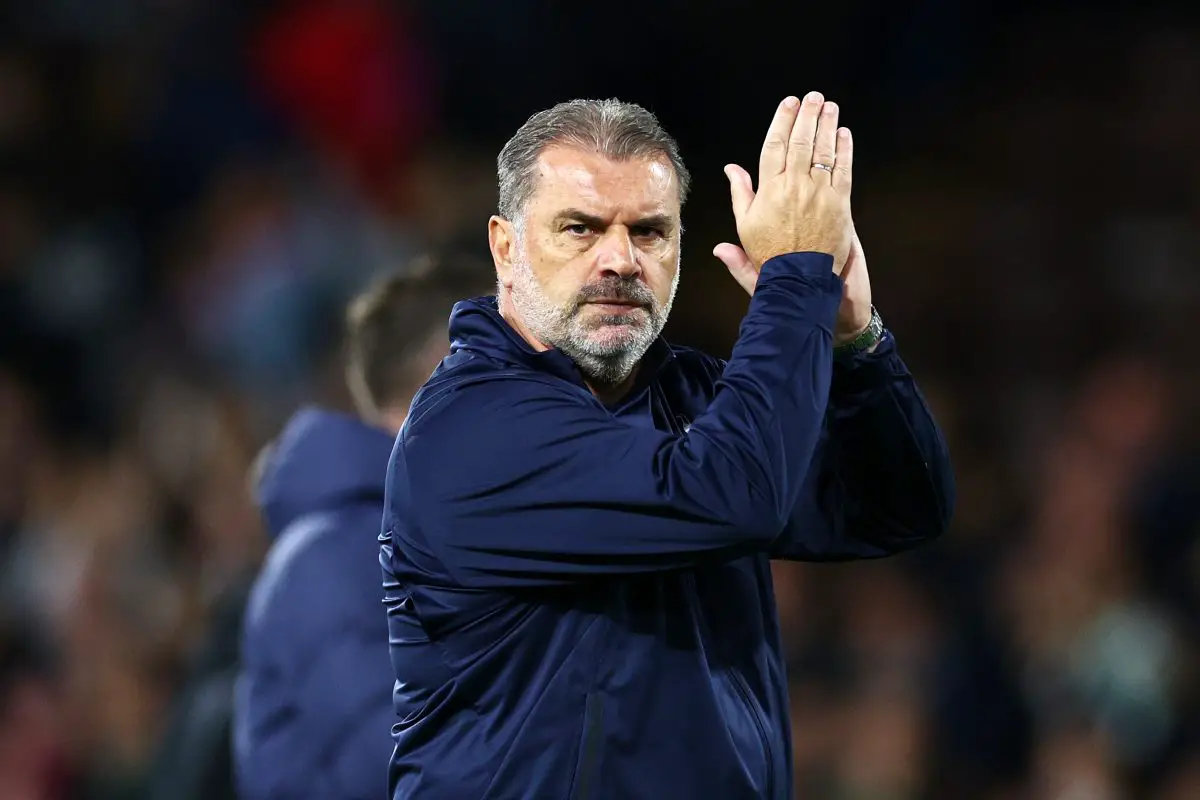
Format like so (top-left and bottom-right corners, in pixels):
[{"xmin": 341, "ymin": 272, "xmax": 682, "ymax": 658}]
[
  {"xmin": 380, "ymin": 253, "xmax": 955, "ymax": 799},
  {"xmin": 236, "ymin": 408, "xmax": 397, "ymax": 800}
]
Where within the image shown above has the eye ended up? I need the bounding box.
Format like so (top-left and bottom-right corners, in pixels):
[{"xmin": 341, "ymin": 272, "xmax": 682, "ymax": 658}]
[
  {"xmin": 563, "ymin": 223, "xmax": 592, "ymax": 236},
  {"xmin": 631, "ymin": 226, "xmax": 666, "ymax": 240}
]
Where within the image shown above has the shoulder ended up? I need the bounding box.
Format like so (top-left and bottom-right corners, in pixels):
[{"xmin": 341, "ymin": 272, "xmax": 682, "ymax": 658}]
[
  {"xmin": 244, "ymin": 509, "xmax": 380, "ymax": 638},
  {"xmin": 404, "ymin": 355, "xmax": 595, "ymax": 441}
]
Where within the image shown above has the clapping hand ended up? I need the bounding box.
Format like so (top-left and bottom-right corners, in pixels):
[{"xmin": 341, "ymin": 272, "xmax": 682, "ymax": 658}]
[{"xmin": 714, "ymin": 92, "xmax": 873, "ymax": 342}]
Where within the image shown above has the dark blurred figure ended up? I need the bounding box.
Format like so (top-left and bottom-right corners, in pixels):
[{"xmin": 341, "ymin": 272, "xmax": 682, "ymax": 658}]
[
  {"xmin": 140, "ymin": 565, "xmax": 250, "ymax": 800},
  {"xmin": 0, "ymin": 619, "xmax": 76, "ymax": 800},
  {"xmin": 231, "ymin": 256, "xmax": 493, "ymax": 800}
]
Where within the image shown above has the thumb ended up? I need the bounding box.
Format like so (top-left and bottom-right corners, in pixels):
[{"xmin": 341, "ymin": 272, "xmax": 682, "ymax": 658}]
[
  {"xmin": 724, "ymin": 164, "xmax": 754, "ymax": 221},
  {"xmin": 713, "ymin": 242, "xmax": 758, "ymax": 296},
  {"xmin": 840, "ymin": 227, "xmax": 863, "ymax": 278}
]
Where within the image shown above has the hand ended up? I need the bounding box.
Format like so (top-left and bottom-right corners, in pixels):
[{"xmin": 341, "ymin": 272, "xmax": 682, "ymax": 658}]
[
  {"xmin": 716, "ymin": 223, "xmax": 873, "ymax": 342},
  {"xmin": 714, "ymin": 92, "xmax": 854, "ymax": 293},
  {"xmin": 833, "ymin": 229, "xmax": 873, "ymax": 344}
]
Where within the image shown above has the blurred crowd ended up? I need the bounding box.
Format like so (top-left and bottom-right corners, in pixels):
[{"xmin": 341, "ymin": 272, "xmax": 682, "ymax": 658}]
[{"xmin": 1, "ymin": 1, "xmax": 1198, "ymax": 799}]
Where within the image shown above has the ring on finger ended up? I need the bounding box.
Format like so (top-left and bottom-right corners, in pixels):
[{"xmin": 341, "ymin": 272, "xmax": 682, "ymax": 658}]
[{"xmin": 811, "ymin": 163, "xmax": 834, "ymax": 173}]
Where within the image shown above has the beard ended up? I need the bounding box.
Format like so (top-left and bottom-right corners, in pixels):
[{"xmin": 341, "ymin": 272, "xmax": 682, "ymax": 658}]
[{"xmin": 510, "ymin": 251, "xmax": 679, "ymax": 388}]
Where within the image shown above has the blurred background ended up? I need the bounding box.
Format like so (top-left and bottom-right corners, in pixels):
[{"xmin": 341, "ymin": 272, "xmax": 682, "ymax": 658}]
[{"xmin": 1, "ymin": 1, "xmax": 1198, "ymax": 798}]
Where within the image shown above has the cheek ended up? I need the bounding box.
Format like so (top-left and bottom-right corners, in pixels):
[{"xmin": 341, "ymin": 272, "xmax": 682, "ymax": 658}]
[
  {"xmin": 643, "ymin": 250, "xmax": 680, "ymax": 298},
  {"xmin": 524, "ymin": 247, "xmax": 579, "ymax": 302}
]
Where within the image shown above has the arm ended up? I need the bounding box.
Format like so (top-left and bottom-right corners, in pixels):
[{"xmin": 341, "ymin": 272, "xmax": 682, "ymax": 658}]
[
  {"xmin": 769, "ymin": 332, "xmax": 955, "ymax": 561},
  {"xmin": 391, "ymin": 254, "xmax": 842, "ymax": 588}
]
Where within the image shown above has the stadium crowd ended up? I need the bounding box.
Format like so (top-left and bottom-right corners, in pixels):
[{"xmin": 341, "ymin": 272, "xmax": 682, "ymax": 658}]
[{"xmin": 1, "ymin": 1, "xmax": 1198, "ymax": 798}]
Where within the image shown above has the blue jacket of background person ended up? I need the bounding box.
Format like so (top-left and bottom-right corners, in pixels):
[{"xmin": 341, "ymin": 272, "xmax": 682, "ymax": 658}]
[
  {"xmin": 235, "ymin": 408, "xmax": 396, "ymax": 800},
  {"xmin": 380, "ymin": 253, "xmax": 956, "ymax": 799}
]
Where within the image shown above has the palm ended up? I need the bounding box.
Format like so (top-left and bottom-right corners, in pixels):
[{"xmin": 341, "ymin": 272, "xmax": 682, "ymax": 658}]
[
  {"xmin": 835, "ymin": 229, "xmax": 872, "ymax": 341},
  {"xmin": 714, "ymin": 227, "xmax": 873, "ymax": 343}
]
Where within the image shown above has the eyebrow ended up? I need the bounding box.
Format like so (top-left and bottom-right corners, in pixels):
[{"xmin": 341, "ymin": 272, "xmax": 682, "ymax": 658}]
[{"xmin": 553, "ymin": 209, "xmax": 677, "ymax": 232}]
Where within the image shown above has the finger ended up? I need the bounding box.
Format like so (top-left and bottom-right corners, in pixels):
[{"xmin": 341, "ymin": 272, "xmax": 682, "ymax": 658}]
[
  {"xmin": 758, "ymin": 96, "xmax": 801, "ymax": 179},
  {"xmin": 809, "ymin": 102, "xmax": 839, "ymax": 185},
  {"xmin": 724, "ymin": 164, "xmax": 755, "ymax": 221},
  {"xmin": 832, "ymin": 127, "xmax": 853, "ymax": 194},
  {"xmin": 784, "ymin": 91, "xmax": 824, "ymax": 174},
  {"xmin": 713, "ymin": 242, "xmax": 758, "ymax": 295}
]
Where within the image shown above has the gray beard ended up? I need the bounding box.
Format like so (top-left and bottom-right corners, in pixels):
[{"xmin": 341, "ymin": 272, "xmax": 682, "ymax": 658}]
[
  {"xmin": 509, "ymin": 253, "xmax": 678, "ymax": 389},
  {"xmin": 553, "ymin": 319, "xmax": 647, "ymax": 387}
]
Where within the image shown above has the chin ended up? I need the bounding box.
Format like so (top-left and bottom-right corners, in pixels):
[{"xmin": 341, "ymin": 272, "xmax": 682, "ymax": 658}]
[{"xmin": 583, "ymin": 324, "xmax": 644, "ymax": 352}]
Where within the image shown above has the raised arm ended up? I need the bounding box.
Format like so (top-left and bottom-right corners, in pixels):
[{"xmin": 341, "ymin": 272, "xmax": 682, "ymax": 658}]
[
  {"xmin": 391, "ymin": 254, "xmax": 841, "ymax": 588},
  {"xmin": 769, "ymin": 331, "xmax": 955, "ymax": 561},
  {"xmin": 709, "ymin": 95, "xmax": 954, "ymax": 561}
]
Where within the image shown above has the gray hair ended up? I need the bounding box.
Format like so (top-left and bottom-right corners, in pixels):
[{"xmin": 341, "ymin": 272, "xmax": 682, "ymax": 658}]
[{"xmin": 496, "ymin": 98, "xmax": 691, "ymax": 224}]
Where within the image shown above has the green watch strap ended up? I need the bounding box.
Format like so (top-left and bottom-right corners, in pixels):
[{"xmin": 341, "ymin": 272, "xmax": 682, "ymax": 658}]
[{"xmin": 833, "ymin": 305, "xmax": 884, "ymax": 360}]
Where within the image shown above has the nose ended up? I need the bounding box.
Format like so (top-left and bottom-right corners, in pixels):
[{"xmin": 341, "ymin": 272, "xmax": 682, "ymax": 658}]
[{"xmin": 594, "ymin": 227, "xmax": 641, "ymax": 279}]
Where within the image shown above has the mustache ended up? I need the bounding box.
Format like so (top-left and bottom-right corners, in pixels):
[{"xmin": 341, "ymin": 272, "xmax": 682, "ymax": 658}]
[{"xmin": 576, "ymin": 278, "xmax": 655, "ymax": 308}]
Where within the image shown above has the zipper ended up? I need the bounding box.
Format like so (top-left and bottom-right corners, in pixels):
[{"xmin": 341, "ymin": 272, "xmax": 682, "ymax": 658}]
[
  {"xmin": 681, "ymin": 571, "xmax": 777, "ymax": 799},
  {"xmin": 572, "ymin": 692, "xmax": 606, "ymax": 800},
  {"xmin": 651, "ymin": 383, "xmax": 689, "ymax": 436},
  {"xmin": 729, "ymin": 669, "xmax": 776, "ymax": 799}
]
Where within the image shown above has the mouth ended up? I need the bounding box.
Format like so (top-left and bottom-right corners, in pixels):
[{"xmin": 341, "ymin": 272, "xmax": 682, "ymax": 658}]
[{"xmin": 584, "ymin": 299, "xmax": 645, "ymax": 315}]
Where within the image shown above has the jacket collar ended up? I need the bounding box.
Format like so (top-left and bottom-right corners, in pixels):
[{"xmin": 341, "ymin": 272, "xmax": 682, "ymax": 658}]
[{"xmin": 448, "ymin": 296, "xmax": 675, "ymax": 394}]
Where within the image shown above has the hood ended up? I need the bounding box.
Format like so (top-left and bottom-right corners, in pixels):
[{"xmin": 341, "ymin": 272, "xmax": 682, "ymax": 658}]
[
  {"xmin": 448, "ymin": 296, "xmax": 583, "ymax": 384},
  {"xmin": 255, "ymin": 406, "xmax": 397, "ymax": 538}
]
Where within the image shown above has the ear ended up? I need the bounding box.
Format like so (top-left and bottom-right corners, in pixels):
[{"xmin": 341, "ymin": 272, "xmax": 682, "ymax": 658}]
[{"xmin": 489, "ymin": 216, "xmax": 517, "ymax": 289}]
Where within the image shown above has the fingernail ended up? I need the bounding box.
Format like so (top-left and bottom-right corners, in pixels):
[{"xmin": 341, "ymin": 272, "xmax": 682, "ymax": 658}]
[
  {"xmin": 783, "ymin": 96, "xmax": 799, "ymax": 109},
  {"xmin": 823, "ymin": 102, "xmax": 838, "ymax": 114},
  {"xmin": 805, "ymin": 91, "xmax": 822, "ymax": 104}
]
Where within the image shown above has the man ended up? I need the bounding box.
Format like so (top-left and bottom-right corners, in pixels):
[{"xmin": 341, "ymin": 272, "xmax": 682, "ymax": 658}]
[
  {"xmin": 233, "ymin": 260, "xmax": 490, "ymax": 800},
  {"xmin": 380, "ymin": 93, "xmax": 955, "ymax": 798}
]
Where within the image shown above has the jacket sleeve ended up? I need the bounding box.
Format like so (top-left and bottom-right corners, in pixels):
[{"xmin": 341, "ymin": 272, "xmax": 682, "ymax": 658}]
[
  {"xmin": 235, "ymin": 519, "xmax": 395, "ymax": 800},
  {"xmin": 768, "ymin": 332, "xmax": 955, "ymax": 561},
  {"xmin": 392, "ymin": 253, "xmax": 843, "ymax": 588}
]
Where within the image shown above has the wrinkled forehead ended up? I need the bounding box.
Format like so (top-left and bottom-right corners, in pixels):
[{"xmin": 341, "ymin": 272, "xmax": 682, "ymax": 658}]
[{"xmin": 525, "ymin": 146, "xmax": 681, "ymax": 221}]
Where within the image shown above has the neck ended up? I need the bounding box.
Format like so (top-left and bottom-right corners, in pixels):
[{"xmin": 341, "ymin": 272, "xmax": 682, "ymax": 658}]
[
  {"xmin": 375, "ymin": 408, "xmax": 406, "ymax": 437},
  {"xmin": 498, "ymin": 289, "xmax": 550, "ymax": 354},
  {"xmin": 587, "ymin": 370, "xmax": 639, "ymax": 406}
]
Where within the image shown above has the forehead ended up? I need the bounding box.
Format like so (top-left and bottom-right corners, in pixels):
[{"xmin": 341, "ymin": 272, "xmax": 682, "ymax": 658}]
[{"xmin": 526, "ymin": 146, "xmax": 680, "ymax": 219}]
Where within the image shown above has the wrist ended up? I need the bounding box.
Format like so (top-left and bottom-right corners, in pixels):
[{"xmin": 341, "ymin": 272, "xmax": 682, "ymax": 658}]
[
  {"xmin": 833, "ymin": 316, "xmax": 871, "ymax": 347},
  {"xmin": 833, "ymin": 306, "xmax": 884, "ymax": 358}
]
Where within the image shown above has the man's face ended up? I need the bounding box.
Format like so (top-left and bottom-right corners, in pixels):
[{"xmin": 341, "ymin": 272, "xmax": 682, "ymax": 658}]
[{"xmin": 499, "ymin": 146, "xmax": 682, "ymax": 386}]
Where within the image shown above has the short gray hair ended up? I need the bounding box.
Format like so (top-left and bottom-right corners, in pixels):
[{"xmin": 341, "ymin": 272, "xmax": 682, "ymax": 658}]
[{"xmin": 496, "ymin": 98, "xmax": 691, "ymax": 223}]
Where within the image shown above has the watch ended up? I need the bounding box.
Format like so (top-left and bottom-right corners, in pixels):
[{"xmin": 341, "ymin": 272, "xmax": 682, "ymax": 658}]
[{"xmin": 833, "ymin": 305, "xmax": 884, "ymax": 360}]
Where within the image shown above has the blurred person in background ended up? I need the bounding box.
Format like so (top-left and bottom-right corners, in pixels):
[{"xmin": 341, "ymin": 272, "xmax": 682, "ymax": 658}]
[
  {"xmin": 380, "ymin": 95, "xmax": 954, "ymax": 798},
  {"xmin": 231, "ymin": 256, "xmax": 492, "ymax": 800},
  {"xmin": 0, "ymin": 619, "xmax": 75, "ymax": 800}
]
